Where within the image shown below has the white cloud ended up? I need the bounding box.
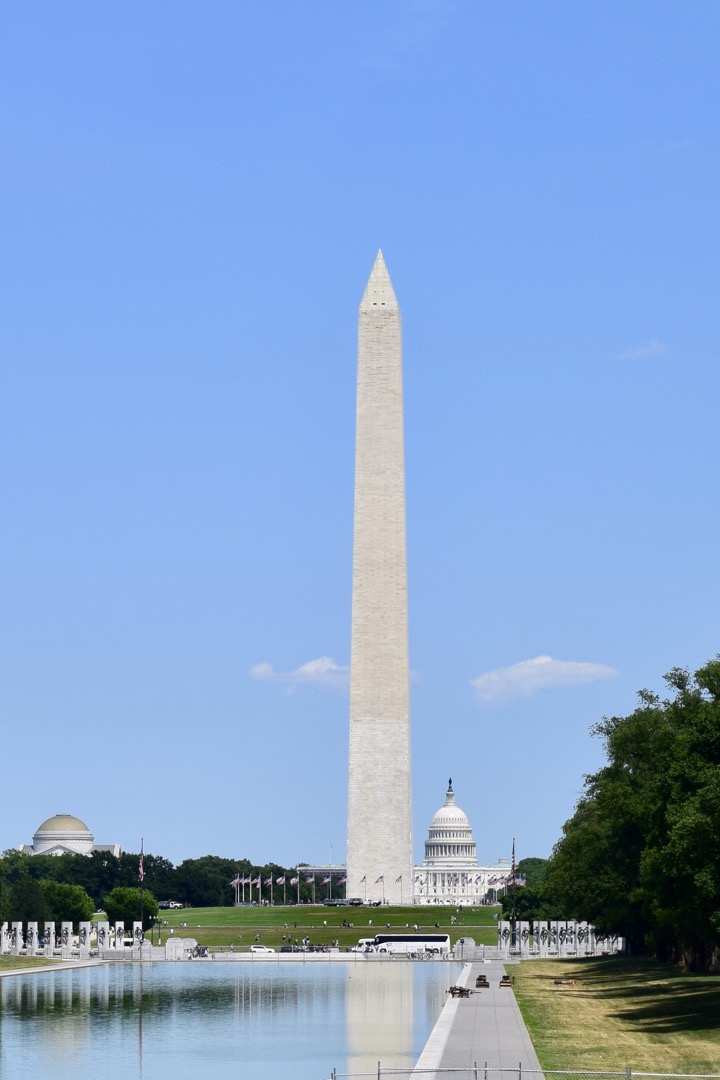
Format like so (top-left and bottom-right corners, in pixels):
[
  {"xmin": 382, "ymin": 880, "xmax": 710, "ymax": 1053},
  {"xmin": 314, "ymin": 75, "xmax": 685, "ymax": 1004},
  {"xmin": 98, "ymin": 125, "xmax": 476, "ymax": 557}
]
[
  {"xmin": 250, "ymin": 656, "xmax": 349, "ymax": 691},
  {"xmin": 617, "ymin": 340, "xmax": 667, "ymax": 360},
  {"xmin": 470, "ymin": 655, "xmax": 618, "ymax": 705}
]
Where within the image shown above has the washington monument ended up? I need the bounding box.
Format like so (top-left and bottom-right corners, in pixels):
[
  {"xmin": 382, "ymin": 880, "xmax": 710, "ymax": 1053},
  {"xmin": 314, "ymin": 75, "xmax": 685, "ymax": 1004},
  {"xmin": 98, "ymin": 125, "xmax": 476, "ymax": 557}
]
[{"xmin": 346, "ymin": 251, "xmax": 413, "ymax": 905}]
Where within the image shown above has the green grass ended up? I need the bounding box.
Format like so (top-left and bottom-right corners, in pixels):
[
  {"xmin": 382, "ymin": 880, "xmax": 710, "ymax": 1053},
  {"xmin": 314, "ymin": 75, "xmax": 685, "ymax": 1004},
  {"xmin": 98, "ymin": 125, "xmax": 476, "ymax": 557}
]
[
  {"xmin": 512, "ymin": 957, "xmax": 720, "ymax": 1073},
  {"xmin": 149, "ymin": 904, "xmax": 499, "ymax": 950},
  {"xmin": 0, "ymin": 955, "xmax": 59, "ymax": 971}
]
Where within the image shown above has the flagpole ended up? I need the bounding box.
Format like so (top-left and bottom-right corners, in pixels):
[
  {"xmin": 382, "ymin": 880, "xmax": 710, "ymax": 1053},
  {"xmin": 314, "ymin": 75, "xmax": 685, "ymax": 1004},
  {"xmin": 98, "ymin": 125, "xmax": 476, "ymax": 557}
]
[
  {"xmin": 511, "ymin": 837, "xmax": 517, "ymax": 949},
  {"xmin": 139, "ymin": 838, "xmax": 144, "ymax": 932}
]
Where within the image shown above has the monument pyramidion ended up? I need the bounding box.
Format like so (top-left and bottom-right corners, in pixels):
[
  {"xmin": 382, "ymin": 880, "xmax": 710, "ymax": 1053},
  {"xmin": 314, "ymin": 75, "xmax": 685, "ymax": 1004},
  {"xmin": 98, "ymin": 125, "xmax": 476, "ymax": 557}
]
[{"xmin": 346, "ymin": 251, "xmax": 413, "ymax": 906}]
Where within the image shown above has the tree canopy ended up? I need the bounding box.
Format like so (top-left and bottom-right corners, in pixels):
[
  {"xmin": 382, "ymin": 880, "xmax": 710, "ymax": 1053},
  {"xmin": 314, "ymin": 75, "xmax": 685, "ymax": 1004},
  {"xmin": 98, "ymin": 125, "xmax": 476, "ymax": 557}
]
[
  {"xmin": 104, "ymin": 887, "xmax": 159, "ymax": 930},
  {"xmin": 40, "ymin": 881, "xmax": 95, "ymax": 926},
  {"xmin": 545, "ymin": 657, "xmax": 720, "ymax": 972}
]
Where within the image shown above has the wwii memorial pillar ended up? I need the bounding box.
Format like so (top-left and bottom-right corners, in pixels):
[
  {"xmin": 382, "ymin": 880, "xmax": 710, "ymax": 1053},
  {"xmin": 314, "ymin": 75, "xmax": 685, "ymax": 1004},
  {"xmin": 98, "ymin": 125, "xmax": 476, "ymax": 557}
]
[{"xmin": 346, "ymin": 251, "xmax": 413, "ymax": 906}]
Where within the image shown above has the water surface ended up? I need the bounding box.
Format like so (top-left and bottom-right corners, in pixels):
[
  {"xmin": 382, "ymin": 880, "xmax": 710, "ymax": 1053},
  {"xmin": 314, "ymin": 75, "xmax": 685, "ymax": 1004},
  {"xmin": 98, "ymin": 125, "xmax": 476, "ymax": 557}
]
[{"xmin": 0, "ymin": 961, "xmax": 459, "ymax": 1079}]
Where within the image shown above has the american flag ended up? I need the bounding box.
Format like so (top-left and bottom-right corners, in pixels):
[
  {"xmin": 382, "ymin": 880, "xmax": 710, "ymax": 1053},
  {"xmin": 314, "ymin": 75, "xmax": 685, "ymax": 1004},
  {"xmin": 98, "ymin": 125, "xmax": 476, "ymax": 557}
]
[
  {"xmin": 395, "ymin": 875, "xmax": 402, "ymax": 884},
  {"xmin": 322, "ymin": 876, "xmax": 331, "ymax": 885},
  {"xmin": 138, "ymin": 852, "xmax": 145, "ymax": 882},
  {"xmin": 252, "ymin": 876, "xmax": 261, "ymax": 886},
  {"xmin": 290, "ymin": 877, "xmax": 299, "ymax": 885},
  {"xmin": 359, "ymin": 875, "xmax": 366, "ymax": 884},
  {"xmin": 276, "ymin": 876, "xmax": 285, "ymax": 885},
  {"xmin": 338, "ymin": 877, "xmax": 347, "ymax": 884},
  {"xmin": 229, "ymin": 876, "xmax": 241, "ymax": 887},
  {"xmin": 305, "ymin": 875, "xmax": 315, "ymax": 884},
  {"xmin": 375, "ymin": 875, "xmax": 384, "ymax": 884},
  {"xmin": 264, "ymin": 876, "xmax": 273, "ymax": 886}
]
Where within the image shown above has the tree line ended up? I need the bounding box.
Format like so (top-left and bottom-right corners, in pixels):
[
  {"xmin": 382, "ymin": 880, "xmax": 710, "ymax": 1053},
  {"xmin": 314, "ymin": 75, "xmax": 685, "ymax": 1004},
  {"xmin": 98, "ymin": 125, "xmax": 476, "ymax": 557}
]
[
  {"xmin": 500, "ymin": 657, "xmax": 720, "ymax": 973},
  {"xmin": 0, "ymin": 849, "xmax": 341, "ymax": 928}
]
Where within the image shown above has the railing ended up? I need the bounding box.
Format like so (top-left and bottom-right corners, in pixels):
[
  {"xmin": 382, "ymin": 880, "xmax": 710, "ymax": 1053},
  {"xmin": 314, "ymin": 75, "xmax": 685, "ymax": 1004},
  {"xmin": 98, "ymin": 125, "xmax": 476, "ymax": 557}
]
[{"xmin": 325, "ymin": 1067, "xmax": 720, "ymax": 1080}]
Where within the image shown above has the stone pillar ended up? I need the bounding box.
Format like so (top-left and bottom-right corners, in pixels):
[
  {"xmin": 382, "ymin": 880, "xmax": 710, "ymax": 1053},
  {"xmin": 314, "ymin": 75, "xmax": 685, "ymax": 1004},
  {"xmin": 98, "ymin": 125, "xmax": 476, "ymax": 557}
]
[
  {"xmin": 1, "ymin": 922, "xmax": 10, "ymax": 953},
  {"xmin": 26, "ymin": 922, "xmax": 38, "ymax": 953},
  {"xmin": 78, "ymin": 921, "xmax": 91, "ymax": 953},
  {"xmin": 114, "ymin": 922, "xmax": 125, "ymax": 948},
  {"xmin": 132, "ymin": 921, "xmax": 143, "ymax": 946},
  {"xmin": 44, "ymin": 921, "xmax": 56, "ymax": 955},
  {"xmin": 12, "ymin": 922, "xmax": 23, "ymax": 954},
  {"xmin": 60, "ymin": 921, "xmax": 73, "ymax": 955},
  {"xmin": 97, "ymin": 920, "xmax": 109, "ymax": 951}
]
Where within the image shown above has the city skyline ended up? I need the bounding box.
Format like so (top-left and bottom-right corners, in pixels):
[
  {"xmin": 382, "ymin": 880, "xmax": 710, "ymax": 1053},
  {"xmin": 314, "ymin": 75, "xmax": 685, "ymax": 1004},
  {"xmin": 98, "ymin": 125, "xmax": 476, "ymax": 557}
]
[{"xmin": 2, "ymin": 3, "xmax": 719, "ymax": 867}]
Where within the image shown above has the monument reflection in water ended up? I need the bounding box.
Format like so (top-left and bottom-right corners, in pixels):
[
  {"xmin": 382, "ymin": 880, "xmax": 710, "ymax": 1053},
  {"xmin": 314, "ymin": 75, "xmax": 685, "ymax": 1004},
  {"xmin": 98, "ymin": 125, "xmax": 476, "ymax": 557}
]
[{"xmin": 0, "ymin": 962, "xmax": 456, "ymax": 1079}]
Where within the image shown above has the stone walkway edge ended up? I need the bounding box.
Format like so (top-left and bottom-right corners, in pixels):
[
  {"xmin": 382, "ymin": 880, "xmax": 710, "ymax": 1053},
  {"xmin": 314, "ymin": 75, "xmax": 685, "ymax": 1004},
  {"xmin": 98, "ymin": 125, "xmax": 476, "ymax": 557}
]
[{"xmin": 413, "ymin": 961, "xmax": 543, "ymax": 1077}]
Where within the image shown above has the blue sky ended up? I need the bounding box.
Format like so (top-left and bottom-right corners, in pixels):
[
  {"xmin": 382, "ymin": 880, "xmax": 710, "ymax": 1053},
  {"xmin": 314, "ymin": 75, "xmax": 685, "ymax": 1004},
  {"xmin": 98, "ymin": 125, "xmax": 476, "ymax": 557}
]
[{"xmin": 2, "ymin": 2, "xmax": 719, "ymax": 871}]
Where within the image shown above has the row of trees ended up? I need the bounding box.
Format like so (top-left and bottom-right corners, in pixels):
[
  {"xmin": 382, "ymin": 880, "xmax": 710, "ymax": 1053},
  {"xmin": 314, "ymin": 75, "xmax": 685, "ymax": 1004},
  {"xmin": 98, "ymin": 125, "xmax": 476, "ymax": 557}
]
[
  {"xmin": 0, "ymin": 877, "xmax": 159, "ymax": 931},
  {"xmin": 0, "ymin": 849, "xmax": 341, "ymax": 926},
  {"xmin": 501, "ymin": 657, "xmax": 720, "ymax": 973}
]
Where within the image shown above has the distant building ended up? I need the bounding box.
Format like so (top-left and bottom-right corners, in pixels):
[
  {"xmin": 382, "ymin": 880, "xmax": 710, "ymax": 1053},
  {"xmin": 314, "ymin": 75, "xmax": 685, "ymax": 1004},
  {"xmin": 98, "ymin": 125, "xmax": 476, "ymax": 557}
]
[
  {"xmin": 413, "ymin": 781, "xmax": 510, "ymax": 906},
  {"xmin": 307, "ymin": 780, "xmax": 511, "ymax": 905},
  {"xmin": 19, "ymin": 813, "xmax": 121, "ymax": 858}
]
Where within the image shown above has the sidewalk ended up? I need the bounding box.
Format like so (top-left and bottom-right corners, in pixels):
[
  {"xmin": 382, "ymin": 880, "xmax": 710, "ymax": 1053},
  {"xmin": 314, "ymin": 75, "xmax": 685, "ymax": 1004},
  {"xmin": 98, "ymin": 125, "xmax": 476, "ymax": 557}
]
[{"xmin": 414, "ymin": 961, "xmax": 543, "ymax": 1076}]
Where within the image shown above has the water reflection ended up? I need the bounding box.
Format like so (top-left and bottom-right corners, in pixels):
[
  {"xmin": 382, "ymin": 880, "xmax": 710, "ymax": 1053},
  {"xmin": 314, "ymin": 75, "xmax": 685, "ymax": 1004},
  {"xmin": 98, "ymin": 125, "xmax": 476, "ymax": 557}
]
[{"xmin": 0, "ymin": 962, "xmax": 457, "ymax": 1080}]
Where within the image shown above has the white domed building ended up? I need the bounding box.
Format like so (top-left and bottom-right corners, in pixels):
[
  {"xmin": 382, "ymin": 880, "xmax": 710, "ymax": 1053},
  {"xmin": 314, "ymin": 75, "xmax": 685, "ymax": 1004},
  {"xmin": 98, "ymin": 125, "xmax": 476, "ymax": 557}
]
[
  {"xmin": 20, "ymin": 814, "xmax": 121, "ymax": 858},
  {"xmin": 413, "ymin": 780, "xmax": 511, "ymax": 905}
]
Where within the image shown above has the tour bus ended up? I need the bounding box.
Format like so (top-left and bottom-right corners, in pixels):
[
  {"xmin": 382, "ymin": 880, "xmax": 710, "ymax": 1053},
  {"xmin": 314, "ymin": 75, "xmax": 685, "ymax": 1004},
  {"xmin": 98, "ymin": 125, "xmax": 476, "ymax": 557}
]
[{"xmin": 369, "ymin": 933, "xmax": 451, "ymax": 957}]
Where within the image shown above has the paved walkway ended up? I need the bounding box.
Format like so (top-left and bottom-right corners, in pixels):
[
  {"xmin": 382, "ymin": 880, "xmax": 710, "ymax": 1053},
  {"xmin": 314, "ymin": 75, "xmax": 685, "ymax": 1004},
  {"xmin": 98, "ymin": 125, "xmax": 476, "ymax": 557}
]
[{"xmin": 414, "ymin": 961, "xmax": 543, "ymax": 1078}]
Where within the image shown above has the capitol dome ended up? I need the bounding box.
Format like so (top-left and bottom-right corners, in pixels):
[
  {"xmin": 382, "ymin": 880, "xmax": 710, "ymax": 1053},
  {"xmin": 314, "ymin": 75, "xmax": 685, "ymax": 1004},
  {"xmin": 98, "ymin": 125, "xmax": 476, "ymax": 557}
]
[
  {"xmin": 32, "ymin": 813, "xmax": 95, "ymax": 856},
  {"xmin": 423, "ymin": 780, "xmax": 477, "ymax": 865}
]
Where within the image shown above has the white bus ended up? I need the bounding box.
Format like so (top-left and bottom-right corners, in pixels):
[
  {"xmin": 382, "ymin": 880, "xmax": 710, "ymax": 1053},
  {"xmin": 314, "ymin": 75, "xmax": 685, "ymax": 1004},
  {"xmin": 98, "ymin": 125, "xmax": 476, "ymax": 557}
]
[{"xmin": 370, "ymin": 933, "xmax": 451, "ymax": 957}]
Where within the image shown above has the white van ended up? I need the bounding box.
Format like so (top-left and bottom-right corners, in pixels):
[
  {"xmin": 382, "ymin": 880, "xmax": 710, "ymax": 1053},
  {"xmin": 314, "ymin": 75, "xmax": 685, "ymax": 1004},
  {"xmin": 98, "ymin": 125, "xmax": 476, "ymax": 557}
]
[{"xmin": 351, "ymin": 939, "xmax": 375, "ymax": 953}]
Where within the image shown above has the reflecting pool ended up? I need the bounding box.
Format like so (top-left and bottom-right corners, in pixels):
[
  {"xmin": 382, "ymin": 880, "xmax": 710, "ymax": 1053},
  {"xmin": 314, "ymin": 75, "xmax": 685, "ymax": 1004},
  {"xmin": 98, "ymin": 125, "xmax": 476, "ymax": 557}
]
[{"xmin": 0, "ymin": 961, "xmax": 460, "ymax": 1079}]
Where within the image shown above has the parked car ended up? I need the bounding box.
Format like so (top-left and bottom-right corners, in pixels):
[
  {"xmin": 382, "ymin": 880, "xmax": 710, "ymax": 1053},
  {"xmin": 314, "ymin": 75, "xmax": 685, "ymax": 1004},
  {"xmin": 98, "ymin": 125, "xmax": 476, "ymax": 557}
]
[{"xmin": 250, "ymin": 945, "xmax": 275, "ymax": 954}]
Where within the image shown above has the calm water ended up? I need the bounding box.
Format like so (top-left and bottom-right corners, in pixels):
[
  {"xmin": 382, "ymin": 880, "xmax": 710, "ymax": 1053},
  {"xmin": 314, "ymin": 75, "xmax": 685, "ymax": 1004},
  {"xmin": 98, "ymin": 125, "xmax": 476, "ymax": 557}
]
[{"xmin": 0, "ymin": 961, "xmax": 460, "ymax": 1080}]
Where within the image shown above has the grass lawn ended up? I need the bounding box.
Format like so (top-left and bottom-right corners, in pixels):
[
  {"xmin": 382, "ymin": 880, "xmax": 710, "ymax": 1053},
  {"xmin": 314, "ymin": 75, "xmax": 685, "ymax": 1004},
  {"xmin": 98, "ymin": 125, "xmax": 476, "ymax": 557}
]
[
  {"xmin": 512, "ymin": 957, "xmax": 720, "ymax": 1074},
  {"xmin": 0, "ymin": 955, "xmax": 58, "ymax": 971},
  {"xmin": 149, "ymin": 904, "xmax": 499, "ymax": 950}
]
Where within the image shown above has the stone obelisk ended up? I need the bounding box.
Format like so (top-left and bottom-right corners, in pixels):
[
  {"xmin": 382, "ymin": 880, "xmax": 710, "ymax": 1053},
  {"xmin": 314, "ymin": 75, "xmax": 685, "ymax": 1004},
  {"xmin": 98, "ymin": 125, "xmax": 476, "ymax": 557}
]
[{"xmin": 346, "ymin": 251, "xmax": 413, "ymax": 906}]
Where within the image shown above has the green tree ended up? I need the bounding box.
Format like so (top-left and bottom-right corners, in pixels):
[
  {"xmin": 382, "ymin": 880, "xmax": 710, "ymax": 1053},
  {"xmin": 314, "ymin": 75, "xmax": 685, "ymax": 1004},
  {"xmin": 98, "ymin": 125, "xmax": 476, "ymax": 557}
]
[
  {"xmin": 104, "ymin": 887, "xmax": 159, "ymax": 930},
  {"xmin": 9, "ymin": 876, "xmax": 48, "ymax": 922},
  {"xmin": 175, "ymin": 856, "xmax": 243, "ymax": 907},
  {"xmin": 0, "ymin": 876, "xmax": 10, "ymax": 922},
  {"xmin": 56, "ymin": 851, "xmax": 125, "ymax": 906},
  {"xmin": 546, "ymin": 657, "xmax": 720, "ymax": 971},
  {"xmin": 40, "ymin": 881, "xmax": 95, "ymax": 926},
  {"xmin": 516, "ymin": 857, "xmax": 549, "ymax": 888},
  {"xmin": 500, "ymin": 884, "xmax": 565, "ymax": 922}
]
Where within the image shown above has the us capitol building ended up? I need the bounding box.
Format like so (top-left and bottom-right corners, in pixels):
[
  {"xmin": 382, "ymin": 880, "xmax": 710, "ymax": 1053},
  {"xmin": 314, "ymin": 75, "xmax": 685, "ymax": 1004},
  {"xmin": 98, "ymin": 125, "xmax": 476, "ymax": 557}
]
[
  {"xmin": 413, "ymin": 780, "xmax": 510, "ymax": 906},
  {"xmin": 307, "ymin": 780, "xmax": 511, "ymax": 905}
]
